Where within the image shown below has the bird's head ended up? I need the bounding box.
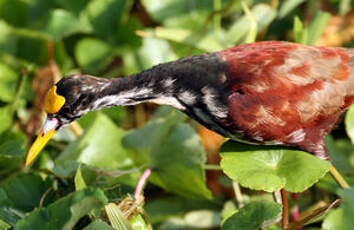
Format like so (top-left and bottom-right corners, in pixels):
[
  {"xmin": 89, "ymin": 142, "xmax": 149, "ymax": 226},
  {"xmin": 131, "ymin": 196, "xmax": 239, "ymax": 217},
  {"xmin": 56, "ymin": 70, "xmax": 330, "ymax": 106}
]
[{"xmin": 25, "ymin": 75, "xmax": 107, "ymax": 166}]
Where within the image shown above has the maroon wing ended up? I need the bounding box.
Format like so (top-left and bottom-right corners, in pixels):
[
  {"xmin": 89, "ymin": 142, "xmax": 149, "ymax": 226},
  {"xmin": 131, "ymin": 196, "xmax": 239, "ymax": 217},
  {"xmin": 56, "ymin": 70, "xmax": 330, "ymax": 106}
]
[{"xmin": 218, "ymin": 41, "xmax": 354, "ymax": 158}]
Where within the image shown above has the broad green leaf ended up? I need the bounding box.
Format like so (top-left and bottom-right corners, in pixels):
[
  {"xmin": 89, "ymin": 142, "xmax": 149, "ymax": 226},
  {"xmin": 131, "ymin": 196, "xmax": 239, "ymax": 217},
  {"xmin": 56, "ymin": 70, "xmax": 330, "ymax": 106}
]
[
  {"xmin": 151, "ymin": 27, "xmax": 225, "ymax": 52},
  {"xmin": 86, "ymin": 0, "xmax": 130, "ymax": 36},
  {"xmin": 55, "ymin": 113, "xmax": 133, "ymax": 171},
  {"xmin": 0, "ymin": 63, "xmax": 18, "ymax": 102},
  {"xmin": 278, "ymin": 0, "xmax": 306, "ymax": 18},
  {"xmin": 141, "ymin": 0, "xmax": 222, "ymax": 30},
  {"xmin": 83, "ymin": 220, "xmax": 115, "ymax": 230},
  {"xmin": 0, "ymin": 140, "xmax": 25, "ymax": 174},
  {"xmin": 220, "ymin": 141, "xmax": 331, "ymax": 192},
  {"xmin": 145, "ymin": 196, "xmax": 219, "ymax": 224},
  {"xmin": 306, "ymin": 11, "xmax": 330, "ymax": 45},
  {"xmin": 130, "ymin": 214, "xmax": 152, "ymax": 230},
  {"xmin": 323, "ymin": 188, "xmax": 354, "ymax": 230},
  {"xmin": 326, "ymin": 136, "xmax": 354, "ymax": 175},
  {"xmin": 40, "ymin": 9, "xmax": 92, "ymax": 40},
  {"xmin": 122, "ymin": 107, "xmax": 212, "ymax": 199},
  {"xmin": 1, "ymin": 173, "xmax": 52, "ymax": 212},
  {"xmin": 225, "ymin": 4, "xmax": 276, "ymax": 45},
  {"xmin": 0, "ymin": 218, "xmax": 10, "ymax": 230},
  {"xmin": 0, "ymin": 20, "xmax": 17, "ymax": 55},
  {"xmin": 105, "ymin": 203, "xmax": 132, "ymax": 230},
  {"xmin": 75, "ymin": 38, "xmax": 112, "ymax": 75},
  {"xmin": 0, "ymin": 106, "xmax": 13, "ymax": 135},
  {"xmin": 345, "ymin": 105, "xmax": 354, "ymax": 144},
  {"xmin": 15, "ymin": 188, "xmax": 108, "ymax": 230},
  {"xmin": 0, "ymin": 0, "xmax": 29, "ymax": 27},
  {"xmin": 222, "ymin": 201, "xmax": 281, "ymax": 230},
  {"xmin": 123, "ymin": 37, "xmax": 178, "ymax": 75},
  {"xmin": 55, "ymin": 0, "xmax": 89, "ymax": 15}
]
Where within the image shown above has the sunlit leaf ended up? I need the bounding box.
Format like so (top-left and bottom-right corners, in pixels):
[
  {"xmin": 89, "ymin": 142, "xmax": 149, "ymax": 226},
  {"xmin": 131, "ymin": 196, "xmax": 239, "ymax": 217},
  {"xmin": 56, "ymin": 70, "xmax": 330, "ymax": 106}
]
[
  {"xmin": 0, "ymin": 218, "xmax": 11, "ymax": 230},
  {"xmin": 278, "ymin": 0, "xmax": 306, "ymax": 18},
  {"xmin": 220, "ymin": 141, "xmax": 331, "ymax": 192},
  {"xmin": 345, "ymin": 105, "xmax": 354, "ymax": 144},
  {"xmin": 123, "ymin": 107, "xmax": 212, "ymax": 199},
  {"xmin": 55, "ymin": 113, "xmax": 133, "ymax": 171},
  {"xmin": 141, "ymin": 0, "xmax": 220, "ymax": 30},
  {"xmin": 0, "ymin": 63, "xmax": 18, "ymax": 102},
  {"xmin": 222, "ymin": 201, "xmax": 281, "ymax": 230},
  {"xmin": 0, "ymin": 106, "xmax": 13, "ymax": 135},
  {"xmin": 129, "ymin": 214, "xmax": 152, "ymax": 230},
  {"xmin": 75, "ymin": 38, "xmax": 112, "ymax": 75},
  {"xmin": 225, "ymin": 4, "xmax": 276, "ymax": 45},
  {"xmin": 40, "ymin": 9, "xmax": 92, "ymax": 40},
  {"xmin": 306, "ymin": 11, "xmax": 330, "ymax": 45},
  {"xmin": 15, "ymin": 188, "xmax": 108, "ymax": 230}
]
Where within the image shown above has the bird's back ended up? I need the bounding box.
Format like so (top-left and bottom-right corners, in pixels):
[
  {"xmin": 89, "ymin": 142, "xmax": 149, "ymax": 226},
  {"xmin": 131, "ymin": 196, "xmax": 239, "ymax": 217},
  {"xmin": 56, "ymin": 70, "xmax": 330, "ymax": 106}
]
[{"xmin": 214, "ymin": 41, "xmax": 354, "ymax": 158}]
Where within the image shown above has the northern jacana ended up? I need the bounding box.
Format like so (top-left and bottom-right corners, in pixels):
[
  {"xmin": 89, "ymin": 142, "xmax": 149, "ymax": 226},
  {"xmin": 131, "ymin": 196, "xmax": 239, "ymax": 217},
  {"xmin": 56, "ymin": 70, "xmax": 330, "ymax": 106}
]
[{"xmin": 26, "ymin": 41, "xmax": 353, "ymax": 188}]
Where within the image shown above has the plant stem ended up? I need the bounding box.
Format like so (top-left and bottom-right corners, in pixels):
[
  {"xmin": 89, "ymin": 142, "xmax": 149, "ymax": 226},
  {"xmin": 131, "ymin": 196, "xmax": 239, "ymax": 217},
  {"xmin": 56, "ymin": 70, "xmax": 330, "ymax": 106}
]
[
  {"xmin": 329, "ymin": 165, "xmax": 350, "ymax": 189},
  {"xmin": 134, "ymin": 168, "xmax": 152, "ymax": 200},
  {"xmin": 203, "ymin": 164, "xmax": 222, "ymax": 170},
  {"xmin": 281, "ymin": 188, "xmax": 289, "ymax": 229},
  {"xmin": 232, "ymin": 182, "xmax": 244, "ymax": 208}
]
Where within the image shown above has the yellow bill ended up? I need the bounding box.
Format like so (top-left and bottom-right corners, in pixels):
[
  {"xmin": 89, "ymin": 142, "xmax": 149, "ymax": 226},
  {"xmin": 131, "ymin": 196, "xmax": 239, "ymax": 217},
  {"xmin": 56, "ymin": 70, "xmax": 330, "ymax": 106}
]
[{"xmin": 25, "ymin": 118, "xmax": 58, "ymax": 166}]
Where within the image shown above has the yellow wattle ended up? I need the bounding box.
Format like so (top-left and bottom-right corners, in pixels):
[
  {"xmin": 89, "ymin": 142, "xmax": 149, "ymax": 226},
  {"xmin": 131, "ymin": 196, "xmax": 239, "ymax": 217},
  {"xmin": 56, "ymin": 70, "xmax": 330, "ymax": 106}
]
[{"xmin": 45, "ymin": 85, "xmax": 65, "ymax": 113}]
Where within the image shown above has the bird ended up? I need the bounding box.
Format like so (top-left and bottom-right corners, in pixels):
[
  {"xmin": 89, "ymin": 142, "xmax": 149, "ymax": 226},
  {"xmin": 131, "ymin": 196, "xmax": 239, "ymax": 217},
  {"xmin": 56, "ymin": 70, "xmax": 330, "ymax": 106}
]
[{"xmin": 26, "ymin": 41, "xmax": 353, "ymax": 188}]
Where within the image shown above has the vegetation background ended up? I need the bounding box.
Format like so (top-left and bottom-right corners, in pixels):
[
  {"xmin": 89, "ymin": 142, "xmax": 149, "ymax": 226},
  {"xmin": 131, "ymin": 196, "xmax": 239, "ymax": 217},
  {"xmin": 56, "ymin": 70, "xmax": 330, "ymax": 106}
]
[{"xmin": 0, "ymin": 0, "xmax": 353, "ymax": 229}]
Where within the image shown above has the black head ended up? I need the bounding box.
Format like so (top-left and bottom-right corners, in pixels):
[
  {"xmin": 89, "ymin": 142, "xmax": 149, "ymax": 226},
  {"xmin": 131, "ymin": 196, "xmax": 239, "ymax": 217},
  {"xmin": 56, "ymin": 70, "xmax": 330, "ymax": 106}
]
[{"xmin": 46, "ymin": 75, "xmax": 111, "ymax": 129}]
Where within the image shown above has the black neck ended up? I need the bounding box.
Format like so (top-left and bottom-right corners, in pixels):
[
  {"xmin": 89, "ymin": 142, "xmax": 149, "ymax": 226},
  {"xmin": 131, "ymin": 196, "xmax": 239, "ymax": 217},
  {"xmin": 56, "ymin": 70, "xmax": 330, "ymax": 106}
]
[{"xmin": 92, "ymin": 63, "xmax": 183, "ymax": 110}]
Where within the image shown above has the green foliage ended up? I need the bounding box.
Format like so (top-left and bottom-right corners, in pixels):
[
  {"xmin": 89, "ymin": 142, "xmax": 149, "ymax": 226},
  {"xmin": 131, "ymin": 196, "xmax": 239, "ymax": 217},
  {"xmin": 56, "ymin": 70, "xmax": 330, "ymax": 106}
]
[
  {"xmin": 123, "ymin": 107, "xmax": 212, "ymax": 199},
  {"xmin": 222, "ymin": 201, "xmax": 282, "ymax": 230},
  {"xmin": 220, "ymin": 141, "xmax": 331, "ymax": 192},
  {"xmin": 0, "ymin": 0, "xmax": 352, "ymax": 229}
]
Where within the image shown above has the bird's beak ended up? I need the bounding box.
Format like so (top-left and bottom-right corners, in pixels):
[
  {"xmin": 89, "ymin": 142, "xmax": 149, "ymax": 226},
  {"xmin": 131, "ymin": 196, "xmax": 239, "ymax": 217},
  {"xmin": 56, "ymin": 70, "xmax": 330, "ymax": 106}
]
[{"xmin": 25, "ymin": 118, "xmax": 58, "ymax": 166}]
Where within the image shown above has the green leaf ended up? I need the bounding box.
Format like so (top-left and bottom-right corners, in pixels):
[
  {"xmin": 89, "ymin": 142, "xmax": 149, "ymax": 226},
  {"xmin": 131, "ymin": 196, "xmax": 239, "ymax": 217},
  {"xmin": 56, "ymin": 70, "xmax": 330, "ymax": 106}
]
[
  {"xmin": 323, "ymin": 188, "xmax": 354, "ymax": 230},
  {"xmin": 105, "ymin": 203, "xmax": 132, "ymax": 230},
  {"xmin": 123, "ymin": 37, "xmax": 178, "ymax": 75},
  {"xmin": 75, "ymin": 38, "xmax": 112, "ymax": 75},
  {"xmin": 0, "ymin": 106, "xmax": 13, "ymax": 135},
  {"xmin": 150, "ymin": 27, "xmax": 224, "ymax": 52},
  {"xmin": 225, "ymin": 4, "xmax": 276, "ymax": 45},
  {"xmin": 0, "ymin": 63, "xmax": 18, "ymax": 102},
  {"xmin": 326, "ymin": 136, "xmax": 354, "ymax": 175},
  {"xmin": 278, "ymin": 0, "xmax": 306, "ymax": 18},
  {"xmin": 345, "ymin": 105, "xmax": 354, "ymax": 144},
  {"xmin": 293, "ymin": 16, "xmax": 307, "ymax": 44},
  {"xmin": 0, "ymin": 140, "xmax": 25, "ymax": 175},
  {"xmin": 306, "ymin": 11, "xmax": 330, "ymax": 45},
  {"xmin": 123, "ymin": 107, "xmax": 212, "ymax": 199},
  {"xmin": 40, "ymin": 9, "xmax": 92, "ymax": 40},
  {"xmin": 15, "ymin": 188, "xmax": 108, "ymax": 230},
  {"xmin": 220, "ymin": 141, "xmax": 331, "ymax": 192},
  {"xmin": 141, "ymin": 0, "xmax": 219, "ymax": 30},
  {"xmin": 55, "ymin": 113, "xmax": 133, "ymax": 171},
  {"xmin": 145, "ymin": 196, "xmax": 219, "ymax": 224},
  {"xmin": 1, "ymin": 173, "xmax": 52, "ymax": 212},
  {"xmin": 0, "ymin": 218, "xmax": 11, "ymax": 230},
  {"xmin": 74, "ymin": 163, "xmax": 87, "ymax": 190},
  {"xmin": 129, "ymin": 214, "xmax": 151, "ymax": 230},
  {"xmin": 86, "ymin": 0, "xmax": 130, "ymax": 36},
  {"xmin": 222, "ymin": 201, "xmax": 281, "ymax": 230},
  {"xmin": 83, "ymin": 220, "xmax": 115, "ymax": 230}
]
